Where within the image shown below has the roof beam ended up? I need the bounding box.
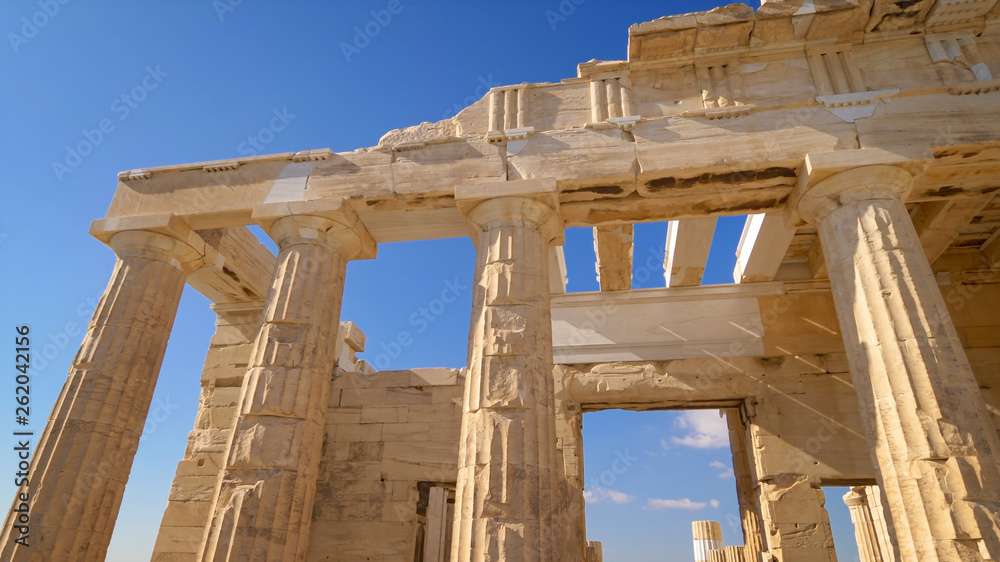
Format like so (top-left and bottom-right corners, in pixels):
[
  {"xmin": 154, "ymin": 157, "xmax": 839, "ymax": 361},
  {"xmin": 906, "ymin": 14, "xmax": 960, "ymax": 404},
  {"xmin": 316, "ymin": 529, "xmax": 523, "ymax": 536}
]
[
  {"xmin": 807, "ymin": 238, "xmax": 828, "ymax": 279},
  {"xmin": 593, "ymin": 224, "xmax": 633, "ymax": 291},
  {"xmin": 733, "ymin": 214, "xmax": 797, "ymax": 283},
  {"xmin": 664, "ymin": 218, "xmax": 717, "ymax": 287},
  {"xmin": 551, "ymin": 280, "xmax": 843, "ymax": 364},
  {"xmin": 984, "ymin": 228, "xmax": 1000, "ymax": 268},
  {"xmin": 190, "ymin": 227, "xmax": 277, "ymax": 303},
  {"xmin": 911, "ymin": 196, "xmax": 994, "ymax": 265}
]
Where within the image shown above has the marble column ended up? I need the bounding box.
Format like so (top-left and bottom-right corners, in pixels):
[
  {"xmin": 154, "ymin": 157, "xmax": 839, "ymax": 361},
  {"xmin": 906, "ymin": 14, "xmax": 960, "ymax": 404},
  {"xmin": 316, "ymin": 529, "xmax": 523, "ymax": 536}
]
[
  {"xmin": 553, "ymin": 366, "xmax": 587, "ymax": 560},
  {"xmin": 724, "ymin": 407, "xmax": 763, "ymax": 558},
  {"xmin": 797, "ymin": 161, "xmax": 1000, "ymax": 561},
  {"xmin": 844, "ymin": 487, "xmax": 886, "ymax": 562},
  {"xmin": 693, "ymin": 520, "xmax": 723, "ymax": 562},
  {"xmin": 584, "ymin": 541, "xmax": 603, "ymax": 562},
  {"xmin": 756, "ymin": 476, "xmax": 837, "ymax": 562},
  {"xmin": 200, "ymin": 199, "xmax": 375, "ymax": 562},
  {"xmin": 0, "ymin": 216, "xmax": 205, "ymax": 561},
  {"xmin": 451, "ymin": 179, "xmax": 564, "ymax": 562},
  {"xmin": 863, "ymin": 485, "xmax": 896, "ymax": 562}
]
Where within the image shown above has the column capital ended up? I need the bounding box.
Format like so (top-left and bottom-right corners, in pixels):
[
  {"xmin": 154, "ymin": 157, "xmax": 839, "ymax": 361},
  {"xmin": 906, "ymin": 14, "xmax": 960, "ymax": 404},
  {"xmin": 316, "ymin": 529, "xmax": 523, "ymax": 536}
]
[
  {"xmin": 791, "ymin": 147, "xmax": 932, "ymax": 225},
  {"xmin": 90, "ymin": 213, "xmax": 206, "ymax": 274},
  {"xmin": 455, "ymin": 178, "xmax": 564, "ymax": 245},
  {"xmin": 251, "ymin": 198, "xmax": 377, "ymax": 260},
  {"xmin": 842, "ymin": 487, "xmax": 866, "ymax": 508},
  {"xmin": 788, "ymin": 145, "xmax": 934, "ymax": 224},
  {"xmin": 796, "ymin": 165, "xmax": 914, "ymax": 224}
]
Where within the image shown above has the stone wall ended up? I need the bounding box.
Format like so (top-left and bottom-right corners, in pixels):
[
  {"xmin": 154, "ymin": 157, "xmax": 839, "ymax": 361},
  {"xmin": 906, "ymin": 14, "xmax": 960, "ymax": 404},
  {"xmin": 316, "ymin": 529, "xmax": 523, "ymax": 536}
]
[
  {"xmin": 306, "ymin": 367, "xmax": 463, "ymax": 561},
  {"xmin": 151, "ymin": 302, "xmax": 262, "ymax": 561},
  {"xmin": 151, "ymin": 312, "xmax": 464, "ymax": 562}
]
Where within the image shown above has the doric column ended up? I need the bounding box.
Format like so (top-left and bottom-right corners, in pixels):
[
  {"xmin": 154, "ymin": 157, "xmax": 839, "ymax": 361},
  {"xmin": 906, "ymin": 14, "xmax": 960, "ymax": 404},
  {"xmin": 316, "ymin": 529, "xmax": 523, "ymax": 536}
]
[
  {"xmin": 0, "ymin": 215, "xmax": 205, "ymax": 561},
  {"xmin": 584, "ymin": 541, "xmax": 603, "ymax": 562},
  {"xmin": 756, "ymin": 476, "xmax": 837, "ymax": 561},
  {"xmin": 553, "ymin": 367, "xmax": 587, "ymax": 559},
  {"xmin": 863, "ymin": 485, "xmax": 896, "ymax": 562},
  {"xmin": 200, "ymin": 199, "xmax": 375, "ymax": 562},
  {"xmin": 796, "ymin": 156, "xmax": 1000, "ymax": 561},
  {"xmin": 844, "ymin": 487, "xmax": 887, "ymax": 562},
  {"xmin": 451, "ymin": 179, "xmax": 565, "ymax": 561},
  {"xmin": 723, "ymin": 407, "xmax": 763, "ymax": 558},
  {"xmin": 693, "ymin": 520, "xmax": 723, "ymax": 562}
]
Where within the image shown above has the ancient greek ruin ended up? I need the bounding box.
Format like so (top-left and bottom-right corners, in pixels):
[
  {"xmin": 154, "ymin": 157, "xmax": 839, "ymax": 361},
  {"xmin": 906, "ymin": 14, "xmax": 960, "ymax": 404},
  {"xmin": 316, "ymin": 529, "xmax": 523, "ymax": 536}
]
[{"xmin": 4, "ymin": 0, "xmax": 1000, "ymax": 559}]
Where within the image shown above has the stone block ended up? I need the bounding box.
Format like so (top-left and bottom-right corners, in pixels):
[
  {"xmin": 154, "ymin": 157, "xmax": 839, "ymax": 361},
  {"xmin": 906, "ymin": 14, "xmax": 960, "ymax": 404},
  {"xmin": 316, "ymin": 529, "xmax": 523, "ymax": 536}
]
[
  {"xmin": 157, "ymin": 500, "xmax": 211, "ymax": 528},
  {"xmin": 427, "ymin": 422, "xmax": 462, "ymax": 443},
  {"xmin": 360, "ymin": 406, "xmax": 406, "ymax": 423},
  {"xmin": 168, "ymin": 475, "xmax": 218, "ymax": 502},
  {"xmin": 339, "ymin": 387, "xmax": 387, "ymax": 407},
  {"xmin": 326, "ymin": 407, "xmax": 362, "ymax": 425},
  {"xmin": 331, "ymin": 372, "xmax": 366, "ymax": 390},
  {"xmin": 334, "ymin": 423, "xmax": 383, "ymax": 443},
  {"xmin": 173, "ymin": 453, "xmax": 221, "ymax": 477},
  {"xmin": 386, "ymin": 387, "xmax": 434, "ymax": 405},
  {"xmin": 382, "ymin": 441, "xmax": 459, "ymax": 481},
  {"xmin": 381, "ymin": 422, "xmax": 431, "ymax": 442},
  {"xmin": 348, "ymin": 442, "xmax": 385, "ymax": 462},
  {"xmin": 407, "ymin": 402, "xmax": 461, "ymax": 423},
  {"xmin": 151, "ymin": 526, "xmax": 205, "ymax": 554},
  {"xmin": 361, "ymin": 370, "xmax": 415, "ymax": 388},
  {"xmin": 431, "ymin": 386, "xmax": 463, "ymax": 404},
  {"xmin": 328, "ymin": 442, "xmax": 351, "ymax": 462},
  {"xmin": 410, "ymin": 368, "xmax": 460, "ymax": 387}
]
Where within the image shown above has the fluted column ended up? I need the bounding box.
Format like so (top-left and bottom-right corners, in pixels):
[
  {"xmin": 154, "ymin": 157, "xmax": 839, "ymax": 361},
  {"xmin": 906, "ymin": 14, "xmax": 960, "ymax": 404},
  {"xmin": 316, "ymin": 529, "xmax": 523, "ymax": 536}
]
[
  {"xmin": 693, "ymin": 520, "xmax": 723, "ymax": 562},
  {"xmin": 0, "ymin": 216, "xmax": 205, "ymax": 561},
  {"xmin": 796, "ymin": 160, "xmax": 1000, "ymax": 561},
  {"xmin": 864, "ymin": 485, "xmax": 895, "ymax": 562},
  {"xmin": 844, "ymin": 487, "xmax": 886, "ymax": 562},
  {"xmin": 724, "ymin": 407, "xmax": 763, "ymax": 558},
  {"xmin": 584, "ymin": 541, "xmax": 603, "ymax": 562},
  {"xmin": 756, "ymin": 476, "xmax": 837, "ymax": 561},
  {"xmin": 451, "ymin": 179, "xmax": 564, "ymax": 562},
  {"xmin": 200, "ymin": 199, "xmax": 375, "ymax": 562}
]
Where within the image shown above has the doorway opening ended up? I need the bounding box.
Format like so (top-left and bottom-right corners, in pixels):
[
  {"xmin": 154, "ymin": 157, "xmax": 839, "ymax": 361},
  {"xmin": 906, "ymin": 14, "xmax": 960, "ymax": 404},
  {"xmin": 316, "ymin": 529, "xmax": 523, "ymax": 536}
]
[{"xmin": 581, "ymin": 409, "xmax": 743, "ymax": 561}]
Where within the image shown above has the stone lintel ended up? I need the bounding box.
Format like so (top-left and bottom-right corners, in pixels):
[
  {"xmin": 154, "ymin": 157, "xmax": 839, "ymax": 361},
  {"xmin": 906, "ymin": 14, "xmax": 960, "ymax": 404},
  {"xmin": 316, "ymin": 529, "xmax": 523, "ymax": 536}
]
[
  {"xmin": 190, "ymin": 227, "xmax": 276, "ymax": 303},
  {"xmin": 211, "ymin": 300, "xmax": 266, "ymax": 314}
]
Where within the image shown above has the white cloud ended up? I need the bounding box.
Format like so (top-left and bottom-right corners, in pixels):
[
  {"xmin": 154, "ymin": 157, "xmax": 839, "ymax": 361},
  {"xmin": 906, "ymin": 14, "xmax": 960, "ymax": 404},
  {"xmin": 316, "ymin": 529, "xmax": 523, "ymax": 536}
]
[
  {"xmin": 584, "ymin": 487, "xmax": 634, "ymax": 504},
  {"xmin": 672, "ymin": 410, "xmax": 730, "ymax": 449},
  {"xmin": 709, "ymin": 499, "xmax": 720, "ymax": 508},
  {"xmin": 708, "ymin": 460, "xmax": 735, "ymax": 479},
  {"xmin": 645, "ymin": 498, "xmax": 707, "ymax": 511}
]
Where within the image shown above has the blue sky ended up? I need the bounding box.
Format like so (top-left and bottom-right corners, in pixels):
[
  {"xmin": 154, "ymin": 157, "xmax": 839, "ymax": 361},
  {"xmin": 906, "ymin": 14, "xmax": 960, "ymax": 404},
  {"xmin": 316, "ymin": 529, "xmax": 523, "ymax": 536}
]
[{"xmin": 1, "ymin": 1, "xmax": 860, "ymax": 560}]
